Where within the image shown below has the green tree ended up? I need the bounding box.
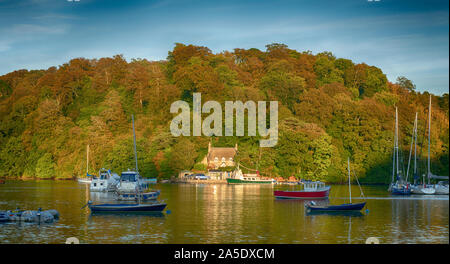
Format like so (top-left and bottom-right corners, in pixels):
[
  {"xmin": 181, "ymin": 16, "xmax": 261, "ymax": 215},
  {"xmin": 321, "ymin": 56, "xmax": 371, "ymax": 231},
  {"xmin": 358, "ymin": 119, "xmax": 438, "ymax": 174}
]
[
  {"xmin": 314, "ymin": 56, "xmax": 344, "ymax": 86},
  {"xmin": 396, "ymin": 76, "xmax": 416, "ymax": 91},
  {"xmin": 35, "ymin": 153, "xmax": 56, "ymax": 179},
  {"xmin": 0, "ymin": 137, "xmax": 27, "ymax": 177},
  {"xmin": 169, "ymin": 138, "xmax": 198, "ymax": 172},
  {"xmin": 260, "ymin": 70, "xmax": 305, "ymax": 111}
]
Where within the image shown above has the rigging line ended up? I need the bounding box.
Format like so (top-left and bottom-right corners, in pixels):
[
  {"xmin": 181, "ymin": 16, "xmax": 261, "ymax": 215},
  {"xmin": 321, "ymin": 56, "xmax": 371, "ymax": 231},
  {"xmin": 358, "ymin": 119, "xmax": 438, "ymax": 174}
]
[
  {"xmin": 238, "ymin": 162, "xmax": 263, "ymax": 175},
  {"xmin": 238, "ymin": 162, "xmax": 274, "ymax": 177},
  {"xmin": 238, "ymin": 162, "xmax": 258, "ymax": 172},
  {"xmin": 418, "ymin": 108, "xmax": 429, "ymax": 183},
  {"xmin": 350, "ymin": 163, "xmax": 365, "ymax": 199},
  {"xmin": 405, "ymin": 114, "xmax": 417, "ymax": 182},
  {"xmin": 417, "ymin": 113, "xmax": 427, "ymax": 180}
]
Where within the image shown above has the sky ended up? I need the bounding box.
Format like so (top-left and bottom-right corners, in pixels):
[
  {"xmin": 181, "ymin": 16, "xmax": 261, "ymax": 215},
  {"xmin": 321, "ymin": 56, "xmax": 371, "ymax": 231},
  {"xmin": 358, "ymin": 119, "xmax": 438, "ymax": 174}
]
[{"xmin": 0, "ymin": 0, "xmax": 448, "ymax": 95}]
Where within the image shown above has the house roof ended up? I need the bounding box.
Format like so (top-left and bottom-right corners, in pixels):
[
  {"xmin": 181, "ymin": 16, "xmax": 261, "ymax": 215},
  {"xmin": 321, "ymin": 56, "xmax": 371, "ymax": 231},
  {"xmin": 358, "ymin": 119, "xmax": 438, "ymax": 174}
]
[{"xmin": 207, "ymin": 147, "xmax": 237, "ymax": 160}]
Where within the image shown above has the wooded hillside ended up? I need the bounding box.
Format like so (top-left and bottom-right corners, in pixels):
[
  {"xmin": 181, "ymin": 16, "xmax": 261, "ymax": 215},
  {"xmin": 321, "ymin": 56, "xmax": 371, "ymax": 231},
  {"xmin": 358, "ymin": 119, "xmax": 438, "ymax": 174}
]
[{"xmin": 0, "ymin": 43, "xmax": 448, "ymax": 183}]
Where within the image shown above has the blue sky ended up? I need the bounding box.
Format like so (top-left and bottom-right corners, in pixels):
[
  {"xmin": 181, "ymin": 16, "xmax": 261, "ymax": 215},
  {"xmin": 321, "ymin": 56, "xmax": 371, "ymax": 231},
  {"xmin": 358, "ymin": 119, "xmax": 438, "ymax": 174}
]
[{"xmin": 0, "ymin": 0, "xmax": 448, "ymax": 95}]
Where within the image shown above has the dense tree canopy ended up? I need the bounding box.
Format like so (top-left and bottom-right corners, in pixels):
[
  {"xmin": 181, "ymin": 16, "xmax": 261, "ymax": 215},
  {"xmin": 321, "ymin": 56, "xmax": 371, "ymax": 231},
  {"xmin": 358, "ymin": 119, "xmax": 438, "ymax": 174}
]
[{"xmin": 0, "ymin": 43, "xmax": 448, "ymax": 184}]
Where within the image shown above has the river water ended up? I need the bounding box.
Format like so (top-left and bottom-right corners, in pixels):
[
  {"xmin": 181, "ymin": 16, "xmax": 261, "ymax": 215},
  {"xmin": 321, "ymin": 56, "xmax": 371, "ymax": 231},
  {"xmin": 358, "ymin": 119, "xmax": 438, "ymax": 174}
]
[{"xmin": 0, "ymin": 181, "xmax": 448, "ymax": 244}]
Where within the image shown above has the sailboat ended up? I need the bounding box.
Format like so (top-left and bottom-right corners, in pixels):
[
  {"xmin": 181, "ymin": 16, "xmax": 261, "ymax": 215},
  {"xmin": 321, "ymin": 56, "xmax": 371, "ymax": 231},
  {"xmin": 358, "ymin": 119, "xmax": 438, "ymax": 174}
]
[
  {"xmin": 423, "ymin": 95, "xmax": 449, "ymax": 195},
  {"xmin": 305, "ymin": 158, "xmax": 366, "ymax": 212},
  {"xmin": 77, "ymin": 144, "xmax": 95, "ymax": 184},
  {"xmin": 409, "ymin": 112, "xmax": 435, "ymax": 194},
  {"xmin": 388, "ymin": 107, "xmax": 411, "ymax": 195},
  {"xmin": 115, "ymin": 115, "xmax": 150, "ymax": 195},
  {"xmin": 87, "ymin": 115, "xmax": 166, "ymax": 213}
]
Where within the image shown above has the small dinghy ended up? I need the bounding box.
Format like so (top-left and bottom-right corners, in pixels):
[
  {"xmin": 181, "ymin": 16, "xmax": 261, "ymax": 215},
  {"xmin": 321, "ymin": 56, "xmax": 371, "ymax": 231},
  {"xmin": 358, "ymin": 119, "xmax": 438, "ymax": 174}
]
[
  {"xmin": 87, "ymin": 201, "xmax": 167, "ymax": 212},
  {"xmin": 306, "ymin": 201, "xmax": 366, "ymax": 212},
  {"xmin": 306, "ymin": 158, "xmax": 366, "ymax": 212}
]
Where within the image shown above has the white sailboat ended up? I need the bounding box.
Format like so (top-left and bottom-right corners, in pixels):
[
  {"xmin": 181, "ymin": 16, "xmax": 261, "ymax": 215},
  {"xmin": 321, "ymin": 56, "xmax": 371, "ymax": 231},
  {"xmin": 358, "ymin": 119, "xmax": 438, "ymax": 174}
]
[
  {"xmin": 424, "ymin": 95, "xmax": 449, "ymax": 195},
  {"xmin": 409, "ymin": 112, "xmax": 435, "ymax": 195},
  {"xmin": 77, "ymin": 144, "xmax": 93, "ymax": 184}
]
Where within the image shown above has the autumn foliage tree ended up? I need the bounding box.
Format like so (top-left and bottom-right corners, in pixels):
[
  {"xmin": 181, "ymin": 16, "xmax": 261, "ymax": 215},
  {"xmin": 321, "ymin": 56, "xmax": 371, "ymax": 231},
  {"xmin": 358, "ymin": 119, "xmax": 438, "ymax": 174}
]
[{"xmin": 0, "ymin": 43, "xmax": 447, "ymax": 183}]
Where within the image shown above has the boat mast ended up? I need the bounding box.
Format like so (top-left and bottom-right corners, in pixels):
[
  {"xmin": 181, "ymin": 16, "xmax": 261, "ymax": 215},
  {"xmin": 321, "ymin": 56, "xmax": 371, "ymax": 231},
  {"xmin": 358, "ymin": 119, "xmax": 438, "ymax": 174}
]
[
  {"xmin": 413, "ymin": 112, "xmax": 418, "ymax": 184},
  {"xmin": 86, "ymin": 144, "xmax": 89, "ymax": 176},
  {"xmin": 392, "ymin": 108, "xmax": 396, "ymax": 184},
  {"xmin": 395, "ymin": 107, "xmax": 399, "ymax": 180},
  {"xmin": 132, "ymin": 115, "xmax": 139, "ymax": 174},
  {"xmin": 427, "ymin": 95, "xmax": 431, "ymax": 185},
  {"xmin": 348, "ymin": 157, "xmax": 352, "ymax": 204}
]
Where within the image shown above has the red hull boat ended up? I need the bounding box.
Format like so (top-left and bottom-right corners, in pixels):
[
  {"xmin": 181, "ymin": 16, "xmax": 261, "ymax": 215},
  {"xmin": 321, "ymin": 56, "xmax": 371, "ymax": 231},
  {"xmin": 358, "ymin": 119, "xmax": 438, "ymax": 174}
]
[{"xmin": 274, "ymin": 181, "xmax": 330, "ymax": 199}]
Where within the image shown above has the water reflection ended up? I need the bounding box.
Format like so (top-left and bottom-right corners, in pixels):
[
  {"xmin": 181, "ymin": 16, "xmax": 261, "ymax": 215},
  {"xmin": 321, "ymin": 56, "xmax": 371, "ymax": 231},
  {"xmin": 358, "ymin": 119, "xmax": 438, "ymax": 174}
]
[{"xmin": 0, "ymin": 181, "xmax": 448, "ymax": 244}]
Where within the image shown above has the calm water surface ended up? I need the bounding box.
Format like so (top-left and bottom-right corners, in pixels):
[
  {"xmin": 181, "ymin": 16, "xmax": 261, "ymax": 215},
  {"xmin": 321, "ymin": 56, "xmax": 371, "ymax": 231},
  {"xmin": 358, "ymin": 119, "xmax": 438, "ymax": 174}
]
[{"xmin": 0, "ymin": 181, "xmax": 448, "ymax": 244}]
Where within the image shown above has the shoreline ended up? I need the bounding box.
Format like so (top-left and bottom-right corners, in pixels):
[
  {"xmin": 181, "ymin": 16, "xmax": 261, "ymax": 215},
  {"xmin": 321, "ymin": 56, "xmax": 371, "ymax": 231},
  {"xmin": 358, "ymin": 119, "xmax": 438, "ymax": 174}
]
[{"xmin": 0, "ymin": 177, "xmax": 394, "ymax": 186}]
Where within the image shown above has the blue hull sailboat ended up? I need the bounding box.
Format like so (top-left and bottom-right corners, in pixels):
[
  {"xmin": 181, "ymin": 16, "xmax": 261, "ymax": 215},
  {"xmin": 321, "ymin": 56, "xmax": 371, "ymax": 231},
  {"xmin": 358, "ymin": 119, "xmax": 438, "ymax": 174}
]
[
  {"xmin": 307, "ymin": 202, "xmax": 366, "ymax": 212},
  {"xmin": 391, "ymin": 186, "xmax": 411, "ymax": 195},
  {"xmin": 88, "ymin": 202, "xmax": 166, "ymax": 212},
  {"xmin": 388, "ymin": 107, "xmax": 411, "ymax": 195},
  {"xmin": 306, "ymin": 158, "xmax": 366, "ymax": 212},
  {"xmin": 87, "ymin": 115, "xmax": 166, "ymax": 214}
]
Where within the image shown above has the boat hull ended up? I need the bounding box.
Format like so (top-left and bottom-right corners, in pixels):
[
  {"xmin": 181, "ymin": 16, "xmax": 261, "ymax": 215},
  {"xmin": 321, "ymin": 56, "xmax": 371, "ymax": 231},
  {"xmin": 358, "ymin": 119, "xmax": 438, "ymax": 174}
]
[
  {"xmin": 89, "ymin": 203, "xmax": 167, "ymax": 212},
  {"xmin": 306, "ymin": 202, "xmax": 366, "ymax": 212},
  {"xmin": 274, "ymin": 187, "xmax": 330, "ymax": 199},
  {"xmin": 434, "ymin": 184, "xmax": 449, "ymax": 195},
  {"xmin": 391, "ymin": 186, "xmax": 411, "ymax": 195},
  {"xmin": 77, "ymin": 178, "xmax": 92, "ymax": 184},
  {"xmin": 227, "ymin": 178, "xmax": 274, "ymax": 184},
  {"xmin": 411, "ymin": 185, "xmax": 436, "ymax": 195}
]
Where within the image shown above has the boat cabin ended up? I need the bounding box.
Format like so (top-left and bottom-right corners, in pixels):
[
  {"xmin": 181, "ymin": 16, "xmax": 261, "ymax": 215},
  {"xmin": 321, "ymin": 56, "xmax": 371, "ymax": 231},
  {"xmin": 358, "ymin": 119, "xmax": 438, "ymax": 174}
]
[
  {"xmin": 120, "ymin": 170, "xmax": 139, "ymax": 182},
  {"xmin": 303, "ymin": 181, "xmax": 326, "ymax": 191},
  {"xmin": 98, "ymin": 169, "xmax": 111, "ymax": 180}
]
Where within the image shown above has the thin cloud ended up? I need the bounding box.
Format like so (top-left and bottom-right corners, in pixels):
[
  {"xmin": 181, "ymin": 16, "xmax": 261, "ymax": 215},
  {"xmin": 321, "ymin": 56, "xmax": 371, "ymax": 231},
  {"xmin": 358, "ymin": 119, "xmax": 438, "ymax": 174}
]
[
  {"xmin": 33, "ymin": 13, "xmax": 81, "ymax": 20},
  {"xmin": 8, "ymin": 24, "xmax": 68, "ymax": 34}
]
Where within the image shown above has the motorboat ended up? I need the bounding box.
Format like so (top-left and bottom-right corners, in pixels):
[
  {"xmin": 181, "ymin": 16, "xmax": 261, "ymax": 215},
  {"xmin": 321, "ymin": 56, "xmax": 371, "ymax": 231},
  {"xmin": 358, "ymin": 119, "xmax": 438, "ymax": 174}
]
[
  {"xmin": 116, "ymin": 170, "xmax": 148, "ymax": 193},
  {"xmin": 90, "ymin": 168, "xmax": 120, "ymax": 192},
  {"xmin": 274, "ymin": 181, "xmax": 330, "ymax": 199}
]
